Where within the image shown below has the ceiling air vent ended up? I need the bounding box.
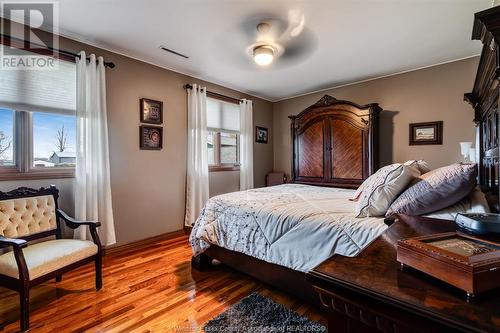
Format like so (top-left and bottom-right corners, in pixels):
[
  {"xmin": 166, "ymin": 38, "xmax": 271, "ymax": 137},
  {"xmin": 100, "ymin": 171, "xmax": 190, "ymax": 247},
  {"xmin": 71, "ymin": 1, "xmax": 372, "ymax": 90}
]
[{"xmin": 159, "ymin": 45, "xmax": 189, "ymax": 59}]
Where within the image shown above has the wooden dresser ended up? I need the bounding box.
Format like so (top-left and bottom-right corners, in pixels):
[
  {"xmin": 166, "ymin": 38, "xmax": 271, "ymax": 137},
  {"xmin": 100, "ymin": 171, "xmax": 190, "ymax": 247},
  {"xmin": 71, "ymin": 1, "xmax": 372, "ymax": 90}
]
[
  {"xmin": 465, "ymin": 5, "xmax": 500, "ymax": 208},
  {"xmin": 306, "ymin": 216, "xmax": 500, "ymax": 333},
  {"xmin": 289, "ymin": 95, "xmax": 382, "ymax": 188}
]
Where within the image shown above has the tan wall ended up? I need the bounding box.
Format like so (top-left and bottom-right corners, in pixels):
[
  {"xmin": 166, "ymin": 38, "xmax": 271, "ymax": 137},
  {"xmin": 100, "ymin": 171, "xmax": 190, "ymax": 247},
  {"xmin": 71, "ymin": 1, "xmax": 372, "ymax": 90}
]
[
  {"xmin": 209, "ymin": 171, "xmax": 240, "ymax": 197},
  {"xmin": 60, "ymin": 38, "xmax": 273, "ymax": 245},
  {"xmin": 273, "ymin": 57, "xmax": 479, "ymax": 176},
  {"xmin": 0, "ymin": 21, "xmax": 274, "ymax": 246}
]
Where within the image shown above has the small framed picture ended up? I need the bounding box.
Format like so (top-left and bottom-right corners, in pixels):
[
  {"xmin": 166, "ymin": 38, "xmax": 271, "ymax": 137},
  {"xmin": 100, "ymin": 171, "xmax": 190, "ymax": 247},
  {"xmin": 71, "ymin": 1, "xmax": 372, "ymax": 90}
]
[
  {"xmin": 140, "ymin": 98, "xmax": 163, "ymax": 124},
  {"xmin": 140, "ymin": 125, "xmax": 163, "ymax": 150},
  {"xmin": 409, "ymin": 121, "xmax": 443, "ymax": 145},
  {"xmin": 256, "ymin": 126, "xmax": 268, "ymax": 144}
]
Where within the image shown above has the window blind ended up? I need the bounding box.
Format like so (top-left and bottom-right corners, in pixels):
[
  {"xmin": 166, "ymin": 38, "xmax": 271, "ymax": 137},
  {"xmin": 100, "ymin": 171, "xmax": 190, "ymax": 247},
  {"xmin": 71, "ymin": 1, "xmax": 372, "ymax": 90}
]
[
  {"xmin": 0, "ymin": 49, "xmax": 76, "ymax": 115},
  {"xmin": 207, "ymin": 97, "xmax": 240, "ymax": 132}
]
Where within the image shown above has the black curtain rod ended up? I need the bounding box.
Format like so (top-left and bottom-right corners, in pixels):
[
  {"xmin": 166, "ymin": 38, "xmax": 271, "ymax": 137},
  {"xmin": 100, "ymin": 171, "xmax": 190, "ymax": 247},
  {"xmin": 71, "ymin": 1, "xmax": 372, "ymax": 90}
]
[
  {"xmin": 49, "ymin": 45, "xmax": 116, "ymax": 69},
  {"xmin": 0, "ymin": 34, "xmax": 115, "ymax": 68},
  {"xmin": 184, "ymin": 84, "xmax": 243, "ymax": 104}
]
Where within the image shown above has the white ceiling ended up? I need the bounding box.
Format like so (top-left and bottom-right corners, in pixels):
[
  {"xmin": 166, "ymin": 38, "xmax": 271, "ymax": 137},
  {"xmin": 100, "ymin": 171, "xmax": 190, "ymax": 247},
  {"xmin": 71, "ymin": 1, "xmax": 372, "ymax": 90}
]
[{"xmin": 53, "ymin": 0, "xmax": 492, "ymax": 101}]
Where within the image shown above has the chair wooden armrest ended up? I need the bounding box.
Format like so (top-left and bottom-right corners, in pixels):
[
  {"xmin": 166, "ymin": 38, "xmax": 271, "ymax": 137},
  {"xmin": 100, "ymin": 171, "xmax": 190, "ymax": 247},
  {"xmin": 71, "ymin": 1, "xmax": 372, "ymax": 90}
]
[
  {"xmin": 0, "ymin": 236, "xmax": 30, "ymax": 293},
  {"xmin": 0, "ymin": 236, "xmax": 28, "ymax": 249},
  {"xmin": 56, "ymin": 209, "xmax": 103, "ymax": 249},
  {"xmin": 57, "ymin": 209, "xmax": 101, "ymax": 229}
]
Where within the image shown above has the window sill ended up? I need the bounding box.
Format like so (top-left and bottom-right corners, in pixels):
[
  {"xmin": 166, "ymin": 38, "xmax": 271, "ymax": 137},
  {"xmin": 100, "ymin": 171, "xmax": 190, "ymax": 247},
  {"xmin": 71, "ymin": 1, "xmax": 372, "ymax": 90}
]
[
  {"xmin": 209, "ymin": 165, "xmax": 240, "ymax": 172},
  {"xmin": 0, "ymin": 169, "xmax": 75, "ymax": 181}
]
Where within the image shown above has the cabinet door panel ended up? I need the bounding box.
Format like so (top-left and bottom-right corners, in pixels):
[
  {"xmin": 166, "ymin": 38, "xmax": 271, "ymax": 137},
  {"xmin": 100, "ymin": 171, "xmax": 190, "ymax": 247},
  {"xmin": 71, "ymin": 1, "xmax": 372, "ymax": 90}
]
[
  {"xmin": 297, "ymin": 120, "xmax": 324, "ymax": 179},
  {"xmin": 331, "ymin": 119, "xmax": 363, "ymax": 180}
]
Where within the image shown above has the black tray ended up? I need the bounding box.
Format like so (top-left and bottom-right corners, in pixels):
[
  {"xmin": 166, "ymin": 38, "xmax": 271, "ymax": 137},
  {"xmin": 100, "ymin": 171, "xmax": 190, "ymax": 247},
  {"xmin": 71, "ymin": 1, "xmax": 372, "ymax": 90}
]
[{"xmin": 455, "ymin": 213, "xmax": 500, "ymax": 235}]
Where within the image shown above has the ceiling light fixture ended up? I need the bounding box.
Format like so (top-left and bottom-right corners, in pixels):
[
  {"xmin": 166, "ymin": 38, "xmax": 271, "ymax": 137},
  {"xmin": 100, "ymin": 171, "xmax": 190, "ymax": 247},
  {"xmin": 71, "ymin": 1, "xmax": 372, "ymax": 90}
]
[{"xmin": 253, "ymin": 45, "xmax": 274, "ymax": 66}]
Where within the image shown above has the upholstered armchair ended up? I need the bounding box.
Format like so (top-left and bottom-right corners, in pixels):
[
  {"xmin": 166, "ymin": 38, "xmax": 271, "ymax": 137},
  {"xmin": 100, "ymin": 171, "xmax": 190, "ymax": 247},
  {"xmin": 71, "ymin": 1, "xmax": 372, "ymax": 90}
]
[{"xmin": 0, "ymin": 186, "xmax": 103, "ymax": 332}]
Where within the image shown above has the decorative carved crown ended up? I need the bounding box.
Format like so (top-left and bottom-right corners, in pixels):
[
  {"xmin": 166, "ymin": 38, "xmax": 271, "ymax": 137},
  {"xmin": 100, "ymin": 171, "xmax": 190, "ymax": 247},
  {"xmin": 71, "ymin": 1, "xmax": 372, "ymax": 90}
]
[
  {"xmin": 313, "ymin": 95, "xmax": 339, "ymax": 108},
  {"xmin": 0, "ymin": 186, "xmax": 59, "ymax": 201}
]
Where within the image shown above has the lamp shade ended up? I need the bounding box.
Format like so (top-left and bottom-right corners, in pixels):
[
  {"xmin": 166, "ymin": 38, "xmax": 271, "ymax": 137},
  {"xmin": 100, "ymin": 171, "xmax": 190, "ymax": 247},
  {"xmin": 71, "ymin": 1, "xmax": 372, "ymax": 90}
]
[
  {"xmin": 460, "ymin": 142, "xmax": 472, "ymax": 156},
  {"xmin": 469, "ymin": 148, "xmax": 476, "ymax": 163}
]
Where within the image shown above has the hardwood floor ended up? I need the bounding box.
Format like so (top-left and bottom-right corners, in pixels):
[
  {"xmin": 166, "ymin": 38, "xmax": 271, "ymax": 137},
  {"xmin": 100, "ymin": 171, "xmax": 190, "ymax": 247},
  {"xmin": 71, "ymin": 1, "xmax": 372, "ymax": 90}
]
[{"xmin": 0, "ymin": 235, "xmax": 326, "ymax": 332}]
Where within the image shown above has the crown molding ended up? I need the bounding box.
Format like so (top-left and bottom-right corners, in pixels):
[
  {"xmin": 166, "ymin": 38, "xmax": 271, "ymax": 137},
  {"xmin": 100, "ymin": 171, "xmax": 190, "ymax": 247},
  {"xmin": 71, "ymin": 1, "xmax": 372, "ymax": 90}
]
[{"xmin": 273, "ymin": 54, "xmax": 481, "ymax": 102}]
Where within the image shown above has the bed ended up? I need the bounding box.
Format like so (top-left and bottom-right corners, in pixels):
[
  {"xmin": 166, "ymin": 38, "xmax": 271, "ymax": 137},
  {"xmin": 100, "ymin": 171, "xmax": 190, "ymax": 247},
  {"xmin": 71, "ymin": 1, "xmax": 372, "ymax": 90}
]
[
  {"xmin": 191, "ymin": 94, "xmax": 493, "ymax": 308},
  {"xmin": 190, "ymin": 184, "xmax": 388, "ymax": 272},
  {"xmin": 190, "ymin": 96, "xmax": 383, "ymax": 305}
]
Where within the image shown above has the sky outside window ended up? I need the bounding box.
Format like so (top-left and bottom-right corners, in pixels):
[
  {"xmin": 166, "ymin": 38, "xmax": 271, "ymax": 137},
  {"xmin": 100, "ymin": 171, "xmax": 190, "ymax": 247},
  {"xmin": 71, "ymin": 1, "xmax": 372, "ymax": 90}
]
[{"xmin": 33, "ymin": 112, "xmax": 76, "ymax": 167}]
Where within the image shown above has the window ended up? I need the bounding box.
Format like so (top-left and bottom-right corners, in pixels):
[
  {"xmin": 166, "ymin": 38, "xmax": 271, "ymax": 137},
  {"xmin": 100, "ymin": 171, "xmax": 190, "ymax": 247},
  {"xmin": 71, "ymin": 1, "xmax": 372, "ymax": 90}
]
[
  {"xmin": 207, "ymin": 97, "xmax": 240, "ymax": 171},
  {"xmin": 220, "ymin": 132, "xmax": 238, "ymax": 164},
  {"xmin": 33, "ymin": 113, "xmax": 76, "ymax": 168},
  {"xmin": 207, "ymin": 131, "xmax": 215, "ymax": 165},
  {"xmin": 0, "ymin": 52, "xmax": 77, "ymax": 180},
  {"xmin": 0, "ymin": 109, "xmax": 14, "ymax": 167}
]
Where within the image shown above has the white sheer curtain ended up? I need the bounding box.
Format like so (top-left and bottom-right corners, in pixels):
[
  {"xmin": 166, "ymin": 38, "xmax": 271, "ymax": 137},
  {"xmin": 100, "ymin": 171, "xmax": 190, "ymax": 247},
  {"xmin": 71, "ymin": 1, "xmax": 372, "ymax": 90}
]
[
  {"xmin": 184, "ymin": 84, "xmax": 209, "ymax": 226},
  {"xmin": 239, "ymin": 99, "xmax": 254, "ymax": 190},
  {"xmin": 75, "ymin": 51, "xmax": 116, "ymax": 246}
]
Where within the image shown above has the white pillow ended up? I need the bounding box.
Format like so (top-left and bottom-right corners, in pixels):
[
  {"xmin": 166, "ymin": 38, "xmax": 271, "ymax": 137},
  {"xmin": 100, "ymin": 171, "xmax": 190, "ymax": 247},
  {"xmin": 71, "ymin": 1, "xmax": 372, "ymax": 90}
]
[
  {"xmin": 355, "ymin": 162, "xmax": 420, "ymax": 217},
  {"xmin": 424, "ymin": 186, "xmax": 490, "ymax": 221},
  {"xmin": 404, "ymin": 160, "xmax": 432, "ymax": 174},
  {"xmin": 351, "ymin": 160, "xmax": 431, "ymax": 202},
  {"xmin": 350, "ymin": 179, "xmax": 367, "ymax": 201}
]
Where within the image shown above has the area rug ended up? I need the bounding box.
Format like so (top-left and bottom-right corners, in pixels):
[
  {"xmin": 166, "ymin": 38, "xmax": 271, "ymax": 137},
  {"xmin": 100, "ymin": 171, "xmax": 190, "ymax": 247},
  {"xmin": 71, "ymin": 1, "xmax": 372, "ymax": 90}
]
[{"xmin": 204, "ymin": 293, "xmax": 326, "ymax": 333}]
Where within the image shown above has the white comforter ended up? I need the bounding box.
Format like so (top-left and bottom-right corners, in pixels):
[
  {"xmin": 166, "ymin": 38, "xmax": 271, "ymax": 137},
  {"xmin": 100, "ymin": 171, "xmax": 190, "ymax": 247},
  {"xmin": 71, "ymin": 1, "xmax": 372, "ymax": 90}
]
[{"xmin": 190, "ymin": 184, "xmax": 388, "ymax": 272}]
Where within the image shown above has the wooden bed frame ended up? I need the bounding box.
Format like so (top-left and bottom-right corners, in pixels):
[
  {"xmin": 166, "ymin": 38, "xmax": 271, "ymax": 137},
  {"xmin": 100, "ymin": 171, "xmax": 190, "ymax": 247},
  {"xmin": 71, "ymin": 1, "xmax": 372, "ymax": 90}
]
[
  {"xmin": 191, "ymin": 95, "xmax": 382, "ymax": 306},
  {"xmin": 192, "ymin": 245, "xmax": 319, "ymax": 306}
]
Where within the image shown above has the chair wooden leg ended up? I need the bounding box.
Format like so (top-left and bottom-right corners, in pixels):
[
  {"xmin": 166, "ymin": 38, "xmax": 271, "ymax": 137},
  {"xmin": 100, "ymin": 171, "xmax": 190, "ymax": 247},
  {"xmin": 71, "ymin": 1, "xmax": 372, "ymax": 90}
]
[
  {"xmin": 19, "ymin": 287, "xmax": 30, "ymax": 332},
  {"xmin": 95, "ymin": 255, "xmax": 102, "ymax": 290},
  {"xmin": 55, "ymin": 275, "xmax": 62, "ymax": 282}
]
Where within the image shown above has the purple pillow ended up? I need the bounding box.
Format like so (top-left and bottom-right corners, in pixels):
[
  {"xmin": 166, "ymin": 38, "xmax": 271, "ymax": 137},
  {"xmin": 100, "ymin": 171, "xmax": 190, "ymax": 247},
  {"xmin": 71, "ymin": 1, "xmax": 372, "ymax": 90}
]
[{"xmin": 386, "ymin": 163, "xmax": 477, "ymax": 217}]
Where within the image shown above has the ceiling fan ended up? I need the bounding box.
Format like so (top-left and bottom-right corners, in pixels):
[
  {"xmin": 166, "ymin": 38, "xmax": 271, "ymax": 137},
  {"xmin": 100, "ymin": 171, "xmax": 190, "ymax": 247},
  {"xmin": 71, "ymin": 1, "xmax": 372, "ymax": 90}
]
[{"xmin": 242, "ymin": 10, "xmax": 317, "ymax": 68}]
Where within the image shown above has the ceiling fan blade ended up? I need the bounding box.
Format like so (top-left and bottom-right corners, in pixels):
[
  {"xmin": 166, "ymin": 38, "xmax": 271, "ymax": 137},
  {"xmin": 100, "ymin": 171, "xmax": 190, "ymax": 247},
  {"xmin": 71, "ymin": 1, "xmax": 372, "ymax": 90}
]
[
  {"xmin": 275, "ymin": 28, "xmax": 318, "ymax": 68},
  {"xmin": 212, "ymin": 11, "xmax": 317, "ymax": 71},
  {"xmin": 282, "ymin": 9, "xmax": 306, "ymax": 39}
]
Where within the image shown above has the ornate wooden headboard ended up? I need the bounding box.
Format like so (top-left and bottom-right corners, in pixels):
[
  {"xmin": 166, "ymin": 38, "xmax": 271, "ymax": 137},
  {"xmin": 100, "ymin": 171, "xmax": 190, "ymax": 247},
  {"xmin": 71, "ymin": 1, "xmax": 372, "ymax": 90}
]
[
  {"xmin": 464, "ymin": 6, "xmax": 500, "ymax": 211},
  {"xmin": 289, "ymin": 95, "xmax": 382, "ymax": 188}
]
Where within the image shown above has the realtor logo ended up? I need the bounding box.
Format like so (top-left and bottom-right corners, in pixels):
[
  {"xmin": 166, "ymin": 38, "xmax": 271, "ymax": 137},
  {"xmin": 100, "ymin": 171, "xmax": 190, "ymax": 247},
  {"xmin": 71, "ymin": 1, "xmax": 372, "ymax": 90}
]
[{"xmin": 1, "ymin": 1, "xmax": 59, "ymax": 69}]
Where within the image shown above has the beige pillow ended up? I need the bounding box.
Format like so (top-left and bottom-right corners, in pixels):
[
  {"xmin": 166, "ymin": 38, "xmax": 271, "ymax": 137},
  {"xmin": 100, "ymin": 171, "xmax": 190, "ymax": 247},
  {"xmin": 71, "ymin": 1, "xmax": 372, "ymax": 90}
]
[
  {"xmin": 355, "ymin": 162, "xmax": 420, "ymax": 217},
  {"xmin": 350, "ymin": 180, "xmax": 367, "ymax": 201},
  {"xmin": 351, "ymin": 160, "xmax": 431, "ymax": 202},
  {"xmin": 404, "ymin": 160, "xmax": 432, "ymax": 174}
]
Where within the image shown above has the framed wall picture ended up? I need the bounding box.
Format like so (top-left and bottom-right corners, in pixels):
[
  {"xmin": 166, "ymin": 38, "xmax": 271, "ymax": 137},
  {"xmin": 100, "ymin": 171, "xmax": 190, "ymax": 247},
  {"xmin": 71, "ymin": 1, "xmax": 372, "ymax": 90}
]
[
  {"xmin": 140, "ymin": 125, "xmax": 163, "ymax": 150},
  {"xmin": 140, "ymin": 98, "xmax": 163, "ymax": 124},
  {"xmin": 256, "ymin": 126, "xmax": 268, "ymax": 144},
  {"xmin": 409, "ymin": 121, "xmax": 443, "ymax": 145}
]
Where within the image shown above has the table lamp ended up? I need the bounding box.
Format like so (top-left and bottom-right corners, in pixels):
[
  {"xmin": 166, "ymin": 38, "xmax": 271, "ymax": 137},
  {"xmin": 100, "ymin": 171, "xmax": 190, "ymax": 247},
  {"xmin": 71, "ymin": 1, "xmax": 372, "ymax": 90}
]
[{"xmin": 460, "ymin": 142, "xmax": 472, "ymax": 163}]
